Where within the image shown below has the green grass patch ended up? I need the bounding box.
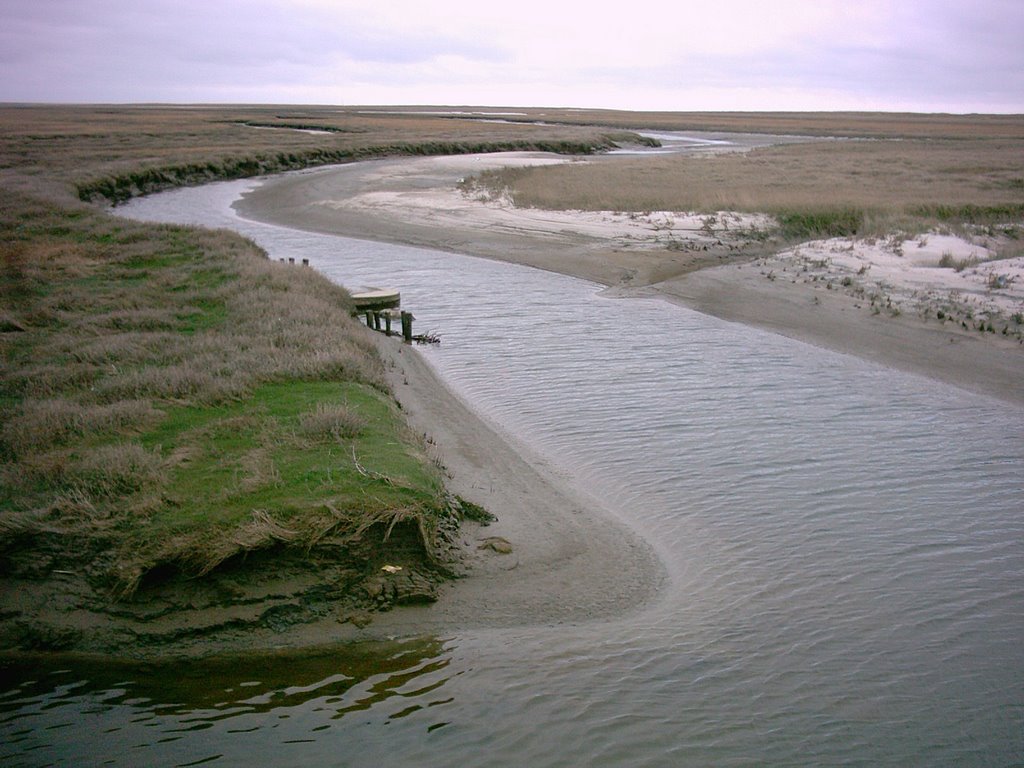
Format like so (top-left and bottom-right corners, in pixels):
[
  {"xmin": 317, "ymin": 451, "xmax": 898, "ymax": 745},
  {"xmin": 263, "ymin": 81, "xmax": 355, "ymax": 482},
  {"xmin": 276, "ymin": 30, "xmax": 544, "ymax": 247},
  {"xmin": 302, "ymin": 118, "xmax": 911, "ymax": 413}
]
[
  {"xmin": 122, "ymin": 252, "xmax": 192, "ymax": 270},
  {"xmin": 175, "ymin": 298, "xmax": 228, "ymax": 334},
  {"xmin": 909, "ymin": 202, "xmax": 1024, "ymax": 225},
  {"xmin": 138, "ymin": 380, "xmax": 444, "ymax": 545},
  {"xmin": 772, "ymin": 208, "xmax": 866, "ymax": 239}
]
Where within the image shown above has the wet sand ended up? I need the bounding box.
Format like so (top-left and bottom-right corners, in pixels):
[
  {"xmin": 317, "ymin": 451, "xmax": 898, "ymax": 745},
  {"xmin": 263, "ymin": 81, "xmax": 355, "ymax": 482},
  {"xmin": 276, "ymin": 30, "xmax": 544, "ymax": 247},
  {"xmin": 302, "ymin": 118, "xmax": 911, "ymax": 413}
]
[
  {"xmin": 236, "ymin": 153, "xmax": 1024, "ymax": 405},
  {"xmin": 360, "ymin": 335, "xmax": 665, "ymax": 639}
]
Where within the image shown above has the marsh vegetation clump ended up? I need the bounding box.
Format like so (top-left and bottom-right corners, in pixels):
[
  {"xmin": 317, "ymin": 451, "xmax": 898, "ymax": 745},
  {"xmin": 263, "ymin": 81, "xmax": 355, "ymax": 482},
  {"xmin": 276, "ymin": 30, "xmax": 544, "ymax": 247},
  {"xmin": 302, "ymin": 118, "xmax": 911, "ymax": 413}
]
[
  {"xmin": 938, "ymin": 251, "xmax": 982, "ymax": 271},
  {"xmin": 298, "ymin": 402, "xmax": 368, "ymax": 441}
]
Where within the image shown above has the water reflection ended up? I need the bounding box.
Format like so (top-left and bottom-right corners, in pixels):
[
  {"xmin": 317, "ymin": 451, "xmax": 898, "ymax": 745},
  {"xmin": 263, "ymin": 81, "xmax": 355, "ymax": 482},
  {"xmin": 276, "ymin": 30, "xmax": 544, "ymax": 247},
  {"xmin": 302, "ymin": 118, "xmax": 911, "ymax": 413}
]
[{"xmin": 0, "ymin": 636, "xmax": 453, "ymax": 766}]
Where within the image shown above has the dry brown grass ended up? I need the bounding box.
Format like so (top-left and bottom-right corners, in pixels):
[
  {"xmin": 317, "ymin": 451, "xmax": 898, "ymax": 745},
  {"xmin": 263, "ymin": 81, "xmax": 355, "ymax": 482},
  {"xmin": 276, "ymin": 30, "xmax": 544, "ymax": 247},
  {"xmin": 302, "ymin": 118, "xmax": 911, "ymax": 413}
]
[
  {"xmin": 1, "ymin": 399, "xmax": 161, "ymax": 457},
  {"xmin": 483, "ymin": 139, "xmax": 1024, "ymax": 216},
  {"xmin": 299, "ymin": 402, "xmax": 367, "ymax": 442},
  {"xmin": 25, "ymin": 106, "xmax": 1007, "ymax": 207},
  {"xmin": 65, "ymin": 443, "xmax": 165, "ymax": 500}
]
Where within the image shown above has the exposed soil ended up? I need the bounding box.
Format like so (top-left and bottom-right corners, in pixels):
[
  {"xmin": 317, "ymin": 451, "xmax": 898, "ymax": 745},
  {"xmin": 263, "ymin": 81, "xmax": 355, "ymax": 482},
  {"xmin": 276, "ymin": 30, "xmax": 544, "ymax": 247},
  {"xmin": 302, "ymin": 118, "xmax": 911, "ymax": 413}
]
[{"xmin": 0, "ymin": 498, "xmax": 464, "ymax": 658}]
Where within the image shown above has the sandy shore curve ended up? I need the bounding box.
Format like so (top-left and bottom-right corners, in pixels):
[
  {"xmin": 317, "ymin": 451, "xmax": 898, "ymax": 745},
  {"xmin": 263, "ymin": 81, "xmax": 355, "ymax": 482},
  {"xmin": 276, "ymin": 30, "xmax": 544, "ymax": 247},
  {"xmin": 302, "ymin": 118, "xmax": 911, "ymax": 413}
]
[{"xmin": 359, "ymin": 336, "xmax": 666, "ymax": 639}]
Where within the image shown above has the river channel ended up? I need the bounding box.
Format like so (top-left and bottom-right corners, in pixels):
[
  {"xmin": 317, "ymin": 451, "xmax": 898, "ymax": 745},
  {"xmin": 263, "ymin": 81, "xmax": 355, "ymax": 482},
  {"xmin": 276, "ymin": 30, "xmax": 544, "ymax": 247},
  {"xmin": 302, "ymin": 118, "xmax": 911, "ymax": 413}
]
[{"xmin": 2, "ymin": 170, "xmax": 1022, "ymax": 767}]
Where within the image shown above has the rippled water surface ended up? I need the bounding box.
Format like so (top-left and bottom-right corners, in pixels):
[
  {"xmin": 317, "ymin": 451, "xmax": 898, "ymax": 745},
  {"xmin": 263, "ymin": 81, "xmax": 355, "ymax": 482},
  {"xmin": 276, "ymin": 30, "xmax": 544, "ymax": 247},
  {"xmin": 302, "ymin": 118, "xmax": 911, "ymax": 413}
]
[{"xmin": 4, "ymin": 176, "xmax": 1022, "ymax": 767}]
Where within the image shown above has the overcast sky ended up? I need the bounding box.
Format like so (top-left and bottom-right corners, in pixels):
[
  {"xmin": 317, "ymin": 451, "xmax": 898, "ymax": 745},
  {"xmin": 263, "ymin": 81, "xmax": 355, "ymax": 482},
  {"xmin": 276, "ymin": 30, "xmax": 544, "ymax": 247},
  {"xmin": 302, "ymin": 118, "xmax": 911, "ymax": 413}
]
[{"xmin": 2, "ymin": 0, "xmax": 1022, "ymax": 112}]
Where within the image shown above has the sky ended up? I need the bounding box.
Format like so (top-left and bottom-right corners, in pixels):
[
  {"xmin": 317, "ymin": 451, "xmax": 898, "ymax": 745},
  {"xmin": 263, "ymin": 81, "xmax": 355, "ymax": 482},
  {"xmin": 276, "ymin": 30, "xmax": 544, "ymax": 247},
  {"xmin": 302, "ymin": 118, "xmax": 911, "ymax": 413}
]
[{"xmin": 2, "ymin": 0, "xmax": 1022, "ymax": 112}]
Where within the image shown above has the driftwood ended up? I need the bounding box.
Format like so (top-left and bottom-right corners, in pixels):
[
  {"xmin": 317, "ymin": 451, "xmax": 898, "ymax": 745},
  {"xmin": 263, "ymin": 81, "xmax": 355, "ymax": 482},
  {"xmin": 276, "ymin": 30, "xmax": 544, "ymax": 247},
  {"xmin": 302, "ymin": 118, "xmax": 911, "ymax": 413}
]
[{"xmin": 411, "ymin": 331, "xmax": 441, "ymax": 345}]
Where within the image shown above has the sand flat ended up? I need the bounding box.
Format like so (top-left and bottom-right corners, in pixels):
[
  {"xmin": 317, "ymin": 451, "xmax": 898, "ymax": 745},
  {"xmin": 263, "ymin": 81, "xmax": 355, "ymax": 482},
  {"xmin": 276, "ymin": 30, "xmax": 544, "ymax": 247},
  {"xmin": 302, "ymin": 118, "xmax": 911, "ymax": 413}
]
[{"xmin": 237, "ymin": 152, "xmax": 1024, "ymax": 405}]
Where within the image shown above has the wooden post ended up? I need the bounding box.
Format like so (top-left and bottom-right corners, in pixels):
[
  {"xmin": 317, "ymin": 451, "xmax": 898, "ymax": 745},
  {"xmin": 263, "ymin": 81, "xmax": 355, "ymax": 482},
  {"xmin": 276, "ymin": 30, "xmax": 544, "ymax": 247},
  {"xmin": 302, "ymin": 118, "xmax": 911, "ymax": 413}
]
[
  {"xmin": 401, "ymin": 311, "xmax": 413, "ymax": 342},
  {"xmin": 364, "ymin": 311, "xmax": 373, "ymax": 328},
  {"xmin": 384, "ymin": 313, "xmax": 393, "ymax": 336},
  {"xmin": 301, "ymin": 258, "xmax": 309, "ymax": 266},
  {"xmin": 372, "ymin": 311, "xmax": 381, "ymax": 331},
  {"xmin": 288, "ymin": 257, "xmax": 295, "ymax": 264}
]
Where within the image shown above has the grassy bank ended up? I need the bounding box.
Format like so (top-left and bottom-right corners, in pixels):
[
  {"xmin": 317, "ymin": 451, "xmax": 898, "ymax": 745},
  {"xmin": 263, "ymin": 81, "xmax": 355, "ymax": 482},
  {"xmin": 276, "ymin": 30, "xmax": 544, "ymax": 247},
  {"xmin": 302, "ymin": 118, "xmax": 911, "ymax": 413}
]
[
  {"xmin": 0, "ymin": 188, "xmax": 454, "ymax": 605},
  {"xmin": 75, "ymin": 137, "xmax": 613, "ymax": 204}
]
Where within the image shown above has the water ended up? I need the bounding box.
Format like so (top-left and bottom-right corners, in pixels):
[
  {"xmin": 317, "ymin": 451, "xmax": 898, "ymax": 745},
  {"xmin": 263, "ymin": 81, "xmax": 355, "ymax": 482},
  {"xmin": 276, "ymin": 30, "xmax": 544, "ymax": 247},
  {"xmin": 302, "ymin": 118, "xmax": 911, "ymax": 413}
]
[{"xmin": 3, "ymin": 175, "xmax": 1022, "ymax": 767}]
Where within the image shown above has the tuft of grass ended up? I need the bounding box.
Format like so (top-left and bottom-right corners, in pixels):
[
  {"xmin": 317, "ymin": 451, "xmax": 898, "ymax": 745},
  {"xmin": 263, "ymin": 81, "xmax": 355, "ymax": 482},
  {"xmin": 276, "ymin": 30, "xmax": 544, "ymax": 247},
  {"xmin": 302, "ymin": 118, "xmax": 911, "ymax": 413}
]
[
  {"xmin": 299, "ymin": 402, "xmax": 367, "ymax": 441},
  {"xmin": 938, "ymin": 251, "xmax": 982, "ymax": 271},
  {"xmin": 772, "ymin": 208, "xmax": 865, "ymax": 239},
  {"xmin": 65, "ymin": 443, "xmax": 164, "ymax": 500}
]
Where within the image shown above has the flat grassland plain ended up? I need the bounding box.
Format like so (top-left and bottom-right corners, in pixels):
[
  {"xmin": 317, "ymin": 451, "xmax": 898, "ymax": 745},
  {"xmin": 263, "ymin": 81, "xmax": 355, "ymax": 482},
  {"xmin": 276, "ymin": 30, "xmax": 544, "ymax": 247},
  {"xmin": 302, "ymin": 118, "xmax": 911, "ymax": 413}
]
[{"xmin": 1, "ymin": 106, "xmax": 1022, "ymax": 658}]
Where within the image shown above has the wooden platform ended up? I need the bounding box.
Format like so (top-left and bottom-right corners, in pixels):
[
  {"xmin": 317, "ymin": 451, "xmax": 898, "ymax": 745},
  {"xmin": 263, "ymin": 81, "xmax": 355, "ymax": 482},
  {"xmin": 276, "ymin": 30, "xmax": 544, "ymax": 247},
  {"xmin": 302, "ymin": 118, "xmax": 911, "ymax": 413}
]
[{"xmin": 350, "ymin": 288, "xmax": 401, "ymax": 312}]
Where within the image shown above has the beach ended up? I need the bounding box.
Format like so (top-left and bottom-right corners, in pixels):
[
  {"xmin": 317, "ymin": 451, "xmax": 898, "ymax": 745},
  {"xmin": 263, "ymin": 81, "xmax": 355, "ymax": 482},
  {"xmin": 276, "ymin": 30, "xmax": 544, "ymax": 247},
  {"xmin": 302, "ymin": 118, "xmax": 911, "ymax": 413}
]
[{"xmin": 236, "ymin": 152, "xmax": 1024, "ymax": 405}]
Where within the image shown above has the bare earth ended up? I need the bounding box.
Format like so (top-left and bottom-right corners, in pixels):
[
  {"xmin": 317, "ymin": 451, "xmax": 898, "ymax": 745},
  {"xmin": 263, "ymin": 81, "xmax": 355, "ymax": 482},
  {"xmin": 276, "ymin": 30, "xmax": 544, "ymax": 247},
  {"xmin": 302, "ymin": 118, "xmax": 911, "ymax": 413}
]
[{"xmin": 237, "ymin": 152, "xmax": 1024, "ymax": 405}]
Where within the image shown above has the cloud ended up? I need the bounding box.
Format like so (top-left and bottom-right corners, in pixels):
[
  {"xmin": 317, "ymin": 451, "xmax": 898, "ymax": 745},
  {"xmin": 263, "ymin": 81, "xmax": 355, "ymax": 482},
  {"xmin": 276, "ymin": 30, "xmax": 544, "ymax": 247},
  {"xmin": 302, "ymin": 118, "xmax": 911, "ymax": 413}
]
[{"xmin": 1, "ymin": 0, "xmax": 1021, "ymax": 111}]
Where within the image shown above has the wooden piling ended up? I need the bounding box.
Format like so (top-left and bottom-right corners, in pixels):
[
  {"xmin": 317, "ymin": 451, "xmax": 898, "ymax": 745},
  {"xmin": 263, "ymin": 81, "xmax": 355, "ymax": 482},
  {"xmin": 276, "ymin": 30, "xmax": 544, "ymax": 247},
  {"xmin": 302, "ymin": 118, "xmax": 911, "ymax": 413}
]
[
  {"xmin": 401, "ymin": 311, "xmax": 413, "ymax": 342},
  {"xmin": 384, "ymin": 313, "xmax": 393, "ymax": 336},
  {"xmin": 302, "ymin": 258, "xmax": 309, "ymax": 266}
]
